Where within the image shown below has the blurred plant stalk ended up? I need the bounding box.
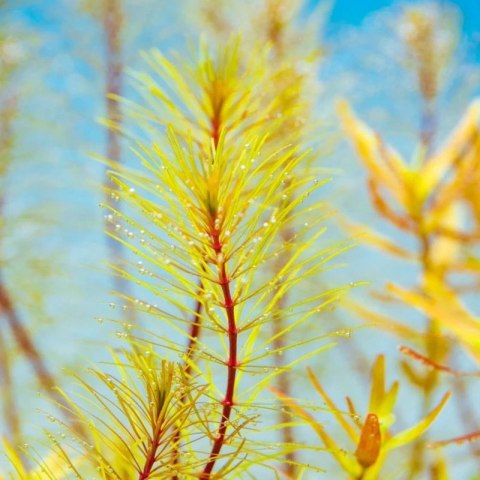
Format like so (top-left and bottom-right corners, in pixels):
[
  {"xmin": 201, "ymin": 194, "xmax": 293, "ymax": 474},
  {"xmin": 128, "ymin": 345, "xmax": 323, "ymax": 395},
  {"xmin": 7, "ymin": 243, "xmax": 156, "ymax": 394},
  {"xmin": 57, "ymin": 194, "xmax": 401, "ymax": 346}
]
[
  {"xmin": 339, "ymin": 5, "xmax": 480, "ymax": 476},
  {"xmin": 0, "ymin": 37, "xmax": 85, "ymax": 444},
  {"xmin": 100, "ymin": 0, "xmax": 138, "ymax": 325}
]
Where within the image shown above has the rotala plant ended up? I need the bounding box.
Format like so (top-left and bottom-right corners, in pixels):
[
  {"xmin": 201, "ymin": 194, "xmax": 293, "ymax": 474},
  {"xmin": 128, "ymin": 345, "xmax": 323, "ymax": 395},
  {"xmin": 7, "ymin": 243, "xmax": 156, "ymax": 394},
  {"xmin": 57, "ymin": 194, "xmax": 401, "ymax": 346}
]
[
  {"xmin": 100, "ymin": 40, "xmax": 344, "ymax": 478},
  {"xmin": 4, "ymin": 40, "xmax": 354, "ymax": 478},
  {"xmin": 6, "ymin": 352, "xmax": 204, "ymax": 479},
  {"xmin": 6, "ymin": 2, "xmax": 474, "ymax": 478},
  {"xmin": 335, "ymin": 4, "xmax": 480, "ymax": 477},
  {"xmin": 337, "ymin": 89, "xmax": 480, "ymax": 479},
  {"xmin": 193, "ymin": 3, "xmax": 325, "ymax": 473},
  {"xmin": 274, "ymin": 355, "xmax": 450, "ymax": 480}
]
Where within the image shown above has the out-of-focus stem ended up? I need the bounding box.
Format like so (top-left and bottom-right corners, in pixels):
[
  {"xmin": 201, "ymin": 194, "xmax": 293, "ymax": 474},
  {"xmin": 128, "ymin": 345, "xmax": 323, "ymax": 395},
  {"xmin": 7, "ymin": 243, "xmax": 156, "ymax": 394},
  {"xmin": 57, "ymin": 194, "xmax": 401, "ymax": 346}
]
[
  {"xmin": 0, "ymin": 94, "xmax": 84, "ymax": 437},
  {"xmin": 0, "ymin": 93, "xmax": 22, "ymax": 447},
  {"xmin": 272, "ymin": 213, "xmax": 298, "ymax": 476},
  {"xmin": 420, "ymin": 99, "xmax": 436, "ymax": 154},
  {"xmin": 0, "ymin": 277, "xmax": 85, "ymax": 436},
  {"xmin": 0, "ymin": 279, "xmax": 54, "ymax": 389},
  {"xmin": 0, "ymin": 328, "xmax": 21, "ymax": 447},
  {"xmin": 453, "ymin": 377, "xmax": 480, "ymax": 463},
  {"xmin": 265, "ymin": 2, "xmax": 300, "ymax": 468},
  {"xmin": 407, "ymin": 36, "xmax": 441, "ymax": 468},
  {"xmin": 417, "ymin": 61, "xmax": 437, "ymax": 155},
  {"xmin": 103, "ymin": 0, "xmax": 122, "ymax": 166},
  {"xmin": 184, "ymin": 281, "xmax": 203, "ymax": 378},
  {"xmin": 407, "ymin": 220, "xmax": 441, "ymax": 478},
  {"xmin": 102, "ymin": 0, "xmax": 136, "ymax": 323}
]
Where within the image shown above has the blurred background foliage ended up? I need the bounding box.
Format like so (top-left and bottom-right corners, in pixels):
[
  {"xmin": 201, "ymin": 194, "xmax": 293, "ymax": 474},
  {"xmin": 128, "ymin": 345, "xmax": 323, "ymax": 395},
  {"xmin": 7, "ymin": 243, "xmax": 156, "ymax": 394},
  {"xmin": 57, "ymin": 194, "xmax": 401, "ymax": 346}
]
[{"xmin": 0, "ymin": 0, "xmax": 479, "ymax": 478}]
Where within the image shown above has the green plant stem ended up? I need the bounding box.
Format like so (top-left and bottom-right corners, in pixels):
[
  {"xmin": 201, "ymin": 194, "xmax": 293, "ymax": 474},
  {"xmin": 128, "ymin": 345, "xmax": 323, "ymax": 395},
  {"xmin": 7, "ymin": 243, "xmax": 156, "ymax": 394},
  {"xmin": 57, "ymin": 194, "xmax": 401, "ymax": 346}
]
[{"xmin": 200, "ymin": 229, "xmax": 238, "ymax": 479}]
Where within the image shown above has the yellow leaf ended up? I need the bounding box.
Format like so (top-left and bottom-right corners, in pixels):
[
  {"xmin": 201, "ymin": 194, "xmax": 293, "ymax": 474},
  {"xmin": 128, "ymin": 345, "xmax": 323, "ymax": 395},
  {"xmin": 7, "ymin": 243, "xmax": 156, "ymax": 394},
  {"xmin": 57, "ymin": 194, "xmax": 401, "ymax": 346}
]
[
  {"xmin": 369, "ymin": 355, "xmax": 386, "ymax": 414},
  {"xmin": 2, "ymin": 438, "xmax": 27, "ymax": 478},
  {"xmin": 387, "ymin": 281, "xmax": 480, "ymax": 364},
  {"xmin": 338, "ymin": 216, "xmax": 414, "ymax": 260},
  {"xmin": 428, "ymin": 201, "xmax": 463, "ymax": 272},
  {"xmin": 337, "ymin": 99, "xmax": 408, "ymax": 206},
  {"xmin": 421, "ymin": 99, "xmax": 480, "ymax": 195},
  {"xmin": 384, "ymin": 391, "xmax": 451, "ymax": 450},
  {"xmin": 427, "ymin": 133, "xmax": 480, "ymax": 215},
  {"xmin": 271, "ymin": 388, "xmax": 362, "ymax": 477},
  {"xmin": 307, "ymin": 368, "xmax": 358, "ymax": 443},
  {"xmin": 347, "ymin": 300, "xmax": 423, "ymax": 341}
]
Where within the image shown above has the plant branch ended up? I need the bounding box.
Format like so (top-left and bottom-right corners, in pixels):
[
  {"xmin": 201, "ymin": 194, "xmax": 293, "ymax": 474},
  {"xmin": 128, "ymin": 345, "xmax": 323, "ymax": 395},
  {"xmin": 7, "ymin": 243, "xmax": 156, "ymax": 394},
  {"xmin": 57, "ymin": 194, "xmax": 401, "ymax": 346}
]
[
  {"xmin": 138, "ymin": 423, "xmax": 165, "ymax": 480},
  {"xmin": 200, "ymin": 228, "xmax": 238, "ymax": 479},
  {"xmin": 170, "ymin": 82, "xmax": 223, "ymax": 478}
]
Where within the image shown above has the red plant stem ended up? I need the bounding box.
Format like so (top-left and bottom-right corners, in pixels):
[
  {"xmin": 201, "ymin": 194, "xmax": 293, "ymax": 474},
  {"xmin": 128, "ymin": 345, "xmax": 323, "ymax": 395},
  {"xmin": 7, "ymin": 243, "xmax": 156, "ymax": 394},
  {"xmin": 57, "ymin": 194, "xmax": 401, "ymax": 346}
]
[
  {"xmin": 211, "ymin": 117, "xmax": 220, "ymax": 150},
  {"xmin": 169, "ymin": 280, "xmax": 203, "ymax": 480},
  {"xmin": 200, "ymin": 229, "xmax": 238, "ymax": 479},
  {"xmin": 170, "ymin": 88, "xmax": 223, "ymax": 480},
  {"xmin": 138, "ymin": 423, "xmax": 164, "ymax": 480},
  {"xmin": 181, "ymin": 107, "xmax": 221, "ymax": 376}
]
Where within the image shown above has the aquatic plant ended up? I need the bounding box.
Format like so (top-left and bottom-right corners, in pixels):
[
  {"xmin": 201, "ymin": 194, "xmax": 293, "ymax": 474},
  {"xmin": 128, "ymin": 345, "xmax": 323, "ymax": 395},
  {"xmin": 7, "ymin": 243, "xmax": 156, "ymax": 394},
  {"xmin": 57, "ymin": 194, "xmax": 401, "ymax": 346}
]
[{"xmin": 3, "ymin": 2, "xmax": 479, "ymax": 479}]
